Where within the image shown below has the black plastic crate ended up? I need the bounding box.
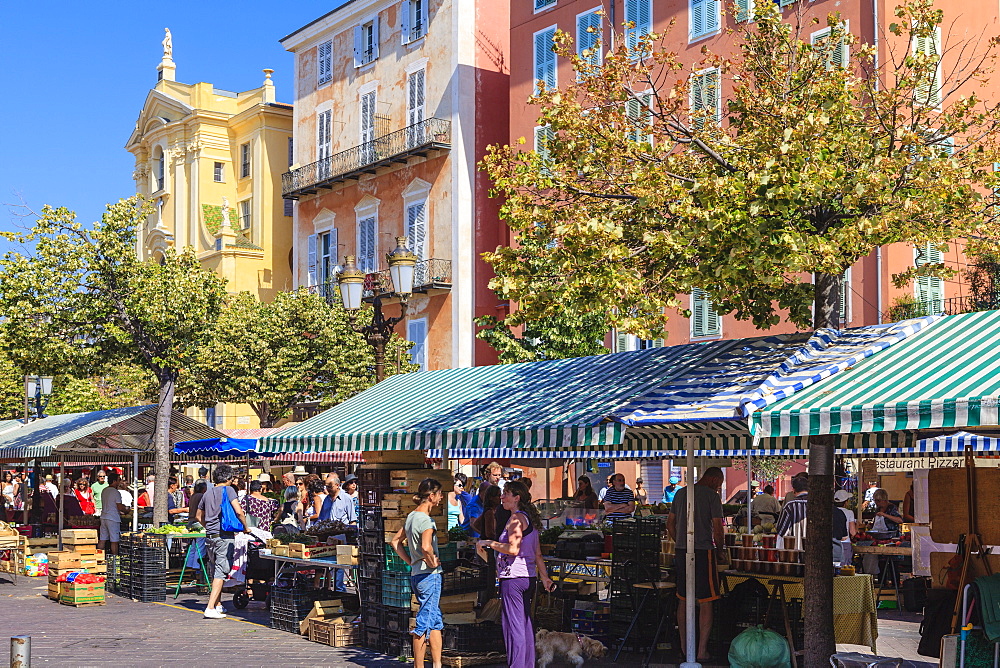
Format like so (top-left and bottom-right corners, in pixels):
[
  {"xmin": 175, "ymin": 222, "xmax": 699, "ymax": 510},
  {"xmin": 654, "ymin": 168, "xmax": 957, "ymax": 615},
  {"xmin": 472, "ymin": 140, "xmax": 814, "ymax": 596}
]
[
  {"xmin": 271, "ymin": 586, "xmax": 330, "ymax": 614},
  {"xmin": 270, "ymin": 608, "xmax": 302, "ymax": 634},
  {"xmin": 385, "ymin": 631, "xmax": 414, "ymax": 659},
  {"xmin": 358, "ymin": 468, "xmax": 393, "ymax": 488},
  {"xmin": 443, "ymin": 622, "xmax": 504, "ymax": 653},
  {"xmin": 360, "ymin": 505, "xmax": 384, "ymax": 533},
  {"xmin": 360, "ymin": 554, "xmax": 383, "ymax": 580},
  {"xmin": 360, "ymin": 531, "xmax": 385, "ymax": 556},
  {"xmin": 364, "ymin": 625, "xmax": 384, "ymax": 652},
  {"xmin": 442, "ymin": 566, "xmax": 488, "ymax": 594},
  {"xmin": 358, "ymin": 576, "xmax": 381, "ymax": 604},
  {"xmin": 361, "ymin": 602, "xmax": 384, "ymax": 629},
  {"xmin": 362, "ymin": 486, "xmax": 393, "ymax": 506},
  {"xmin": 383, "ymin": 606, "xmax": 412, "ymax": 633}
]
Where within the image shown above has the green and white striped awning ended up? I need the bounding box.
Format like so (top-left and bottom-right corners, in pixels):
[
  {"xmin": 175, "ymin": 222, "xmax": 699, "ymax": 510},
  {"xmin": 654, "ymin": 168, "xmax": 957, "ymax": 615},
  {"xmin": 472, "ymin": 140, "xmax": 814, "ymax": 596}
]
[{"xmin": 751, "ymin": 310, "xmax": 1000, "ymax": 439}]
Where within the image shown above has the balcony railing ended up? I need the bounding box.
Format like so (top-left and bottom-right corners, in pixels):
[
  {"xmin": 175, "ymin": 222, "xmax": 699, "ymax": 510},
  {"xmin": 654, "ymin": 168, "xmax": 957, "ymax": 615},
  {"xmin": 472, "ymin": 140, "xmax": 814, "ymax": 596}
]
[
  {"xmin": 307, "ymin": 259, "xmax": 452, "ymax": 305},
  {"xmin": 282, "ymin": 118, "xmax": 451, "ymax": 198},
  {"xmin": 882, "ymin": 295, "xmax": 1000, "ymax": 322}
]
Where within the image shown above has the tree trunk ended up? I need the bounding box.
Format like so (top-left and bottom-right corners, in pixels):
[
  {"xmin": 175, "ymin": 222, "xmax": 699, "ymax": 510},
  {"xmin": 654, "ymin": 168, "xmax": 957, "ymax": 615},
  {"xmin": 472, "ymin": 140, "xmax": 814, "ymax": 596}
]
[
  {"xmin": 152, "ymin": 373, "xmax": 175, "ymax": 526},
  {"xmin": 802, "ymin": 272, "xmax": 842, "ymax": 666}
]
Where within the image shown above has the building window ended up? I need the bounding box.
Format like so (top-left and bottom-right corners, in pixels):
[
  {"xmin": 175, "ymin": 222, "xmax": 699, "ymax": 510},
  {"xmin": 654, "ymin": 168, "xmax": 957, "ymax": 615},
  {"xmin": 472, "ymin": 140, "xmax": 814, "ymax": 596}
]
[
  {"xmin": 811, "ymin": 22, "xmax": 849, "ymax": 69},
  {"xmin": 408, "ymin": 69, "xmax": 425, "ymax": 128},
  {"xmin": 913, "ymin": 26, "xmax": 942, "ymax": 108},
  {"xmin": 360, "ymin": 91, "xmax": 376, "ymax": 162},
  {"xmin": 691, "ymin": 68, "xmax": 721, "ymax": 128},
  {"xmin": 238, "ymin": 199, "xmax": 252, "ymax": 231},
  {"xmin": 407, "ymin": 318, "xmax": 428, "ymax": 371},
  {"xmin": 317, "ymin": 229, "xmax": 338, "ymax": 296},
  {"xmin": 283, "ymin": 198, "xmax": 294, "ymax": 217},
  {"xmin": 317, "ymin": 110, "xmax": 332, "ymax": 178},
  {"xmin": 615, "ymin": 333, "xmax": 663, "ymax": 352},
  {"xmin": 354, "ymin": 18, "xmax": 379, "ymax": 67},
  {"xmin": 735, "ymin": 0, "xmax": 753, "ymax": 22},
  {"xmin": 577, "ymin": 8, "xmax": 603, "ymax": 72},
  {"xmin": 533, "ymin": 125, "xmax": 555, "ymax": 174},
  {"xmin": 625, "ymin": 0, "xmax": 652, "ymax": 55},
  {"xmin": 317, "ymin": 40, "xmax": 333, "ymax": 85},
  {"xmin": 690, "ymin": 0, "xmax": 720, "ymax": 41},
  {"xmin": 915, "ymin": 242, "xmax": 945, "ymax": 314},
  {"xmin": 533, "ymin": 26, "xmax": 557, "ymax": 95},
  {"xmin": 213, "ymin": 162, "xmax": 224, "ymax": 183},
  {"xmin": 840, "ymin": 268, "xmax": 851, "ymax": 323},
  {"xmin": 402, "ymin": 0, "xmax": 429, "ymax": 43},
  {"xmin": 287, "ymin": 137, "xmax": 294, "ymax": 167},
  {"xmin": 357, "ymin": 214, "xmax": 377, "ymax": 273},
  {"xmin": 691, "ymin": 288, "xmax": 721, "ymax": 338},
  {"xmin": 406, "ymin": 199, "xmax": 427, "ymax": 284},
  {"xmin": 627, "ymin": 93, "xmax": 652, "ymax": 145},
  {"xmin": 535, "ymin": 0, "xmax": 556, "ymax": 10},
  {"xmin": 154, "ymin": 148, "xmax": 165, "ymax": 191},
  {"xmin": 240, "ymin": 142, "xmax": 251, "ymax": 178}
]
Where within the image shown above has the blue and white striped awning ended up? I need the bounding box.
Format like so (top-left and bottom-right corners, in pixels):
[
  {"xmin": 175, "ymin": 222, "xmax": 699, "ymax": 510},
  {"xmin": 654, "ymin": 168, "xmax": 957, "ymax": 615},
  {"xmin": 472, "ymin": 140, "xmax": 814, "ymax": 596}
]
[
  {"xmin": 614, "ymin": 317, "xmax": 937, "ymax": 426},
  {"xmin": 426, "ymin": 448, "xmax": 668, "ymax": 460}
]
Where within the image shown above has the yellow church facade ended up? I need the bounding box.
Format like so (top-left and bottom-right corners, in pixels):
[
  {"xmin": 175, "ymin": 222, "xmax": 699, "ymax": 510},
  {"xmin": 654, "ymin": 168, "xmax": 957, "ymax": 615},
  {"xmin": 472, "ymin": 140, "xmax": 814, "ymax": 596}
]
[{"xmin": 125, "ymin": 33, "xmax": 295, "ymax": 429}]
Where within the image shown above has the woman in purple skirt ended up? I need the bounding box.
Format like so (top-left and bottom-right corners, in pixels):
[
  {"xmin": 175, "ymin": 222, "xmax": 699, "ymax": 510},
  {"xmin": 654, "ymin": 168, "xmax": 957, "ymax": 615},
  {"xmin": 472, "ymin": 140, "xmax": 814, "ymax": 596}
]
[{"xmin": 477, "ymin": 480, "xmax": 555, "ymax": 668}]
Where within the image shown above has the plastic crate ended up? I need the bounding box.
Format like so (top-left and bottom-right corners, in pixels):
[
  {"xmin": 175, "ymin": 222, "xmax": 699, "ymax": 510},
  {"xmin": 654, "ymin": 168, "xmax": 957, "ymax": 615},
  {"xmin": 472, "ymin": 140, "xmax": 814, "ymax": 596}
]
[
  {"xmin": 359, "ymin": 531, "xmax": 385, "ymax": 556},
  {"xmin": 438, "ymin": 542, "xmax": 458, "ymax": 563},
  {"xmin": 443, "ymin": 622, "xmax": 505, "ymax": 653},
  {"xmin": 382, "ymin": 570, "xmax": 412, "ymax": 609},
  {"xmin": 309, "ymin": 618, "xmax": 362, "ymax": 647},
  {"xmin": 358, "ymin": 468, "xmax": 393, "ymax": 489},
  {"xmin": 361, "ymin": 602, "xmax": 384, "ymax": 628},
  {"xmin": 364, "ymin": 625, "xmax": 384, "ymax": 652},
  {"xmin": 385, "ymin": 631, "xmax": 415, "ymax": 659},
  {"xmin": 442, "ymin": 566, "xmax": 488, "ymax": 594},
  {"xmin": 360, "ymin": 505, "xmax": 384, "ymax": 533},
  {"xmin": 271, "ymin": 586, "xmax": 331, "ymax": 615},
  {"xmin": 362, "ymin": 486, "xmax": 393, "ymax": 506},
  {"xmin": 360, "ymin": 554, "xmax": 383, "ymax": 580},
  {"xmin": 358, "ymin": 576, "xmax": 381, "ymax": 604},
  {"xmin": 270, "ymin": 608, "xmax": 302, "ymax": 634},
  {"xmin": 384, "ymin": 543, "xmax": 411, "ymax": 572},
  {"xmin": 384, "ymin": 606, "xmax": 412, "ymax": 633}
]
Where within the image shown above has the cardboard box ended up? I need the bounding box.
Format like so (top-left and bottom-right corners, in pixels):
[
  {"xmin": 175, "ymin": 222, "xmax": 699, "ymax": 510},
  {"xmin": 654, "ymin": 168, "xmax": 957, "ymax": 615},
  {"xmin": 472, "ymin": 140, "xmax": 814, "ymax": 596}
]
[
  {"xmin": 59, "ymin": 581, "xmax": 105, "ymax": 604},
  {"xmin": 336, "ymin": 554, "xmax": 358, "ymax": 566},
  {"xmin": 336, "ymin": 545, "xmax": 358, "ymax": 557},
  {"xmin": 273, "ymin": 545, "xmax": 289, "ymax": 557}
]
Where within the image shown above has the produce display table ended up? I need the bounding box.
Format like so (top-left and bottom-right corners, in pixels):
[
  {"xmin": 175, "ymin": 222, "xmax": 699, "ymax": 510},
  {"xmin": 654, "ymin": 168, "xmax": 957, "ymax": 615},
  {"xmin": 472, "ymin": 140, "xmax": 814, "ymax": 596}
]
[
  {"xmin": 543, "ymin": 556, "xmax": 612, "ymax": 588},
  {"xmin": 851, "ymin": 544, "xmax": 912, "ymax": 556},
  {"xmin": 258, "ymin": 552, "xmax": 355, "ymax": 584},
  {"xmin": 720, "ymin": 571, "xmax": 878, "ymax": 652}
]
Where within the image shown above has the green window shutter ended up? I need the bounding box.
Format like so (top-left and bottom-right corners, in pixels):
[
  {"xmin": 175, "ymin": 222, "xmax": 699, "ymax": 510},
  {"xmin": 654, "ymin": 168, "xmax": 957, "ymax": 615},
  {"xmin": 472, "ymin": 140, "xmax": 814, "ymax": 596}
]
[
  {"xmin": 627, "ymin": 94, "xmax": 652, "ymax": 145},
  {"xmin": 915, "ymin": 242, "xmax": 944, "ymax": 314},
  {"xmin": 779, "ymin": 0, "xmax": 795, "ymax": 7},
  {"xmin": 615, "ymin": 331, "xmax": 629, "ymax": 352},
  {"xmin": 840, "ymin": 270, "xmax": 850, "ymax": 323},
  {"xmin": 691, "ymin": 69, "xmax": 720, "ymax": 128},
  {"xmin": 811, "ymin": 26, "xmax": 848, "ymax": 69},
  {"xmin": 534, "ymin": 27, "xmax": 557, "ymax": 94},
  {"xmin": 625, "ymin": 0, "xmax": 652, "ymax": 54},
  {"xmin": 735, "ymin": 0, "xmax": 753, "ymax": 22},
  {"xmin": 692, "ymin": 288, "xmax": 721, "ymax": 337},
  {"xmin": 914, "ymin": 27, "xmax": 942, "ymax": 107},
  {"xmin": 652, "ymin": 338, "xmax": 665, "ymax": 347}
]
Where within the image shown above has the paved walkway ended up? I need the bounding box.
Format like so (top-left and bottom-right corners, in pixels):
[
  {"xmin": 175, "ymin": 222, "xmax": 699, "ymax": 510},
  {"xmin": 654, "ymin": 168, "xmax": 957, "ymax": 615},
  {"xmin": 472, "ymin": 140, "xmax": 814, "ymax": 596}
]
[{"xmin": 1, "ymin": 574, "xmax": 935, "ymax": 667}]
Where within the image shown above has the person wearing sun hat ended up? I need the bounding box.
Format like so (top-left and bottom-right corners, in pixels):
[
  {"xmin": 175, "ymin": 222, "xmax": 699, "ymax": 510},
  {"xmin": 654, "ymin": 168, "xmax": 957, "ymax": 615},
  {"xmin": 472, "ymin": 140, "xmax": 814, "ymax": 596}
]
[
  {"xmin": 833, "ymin": 488, "xmax": 857, "ymax": 566},
  {"xmin": 661, "ymin": 475, "xmax": 682, "ymax": 503}
]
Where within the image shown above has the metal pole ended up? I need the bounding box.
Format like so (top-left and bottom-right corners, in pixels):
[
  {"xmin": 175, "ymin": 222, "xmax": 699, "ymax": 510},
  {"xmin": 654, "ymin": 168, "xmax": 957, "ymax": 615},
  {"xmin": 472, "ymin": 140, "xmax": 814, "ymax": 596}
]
[
  {"xmin": 132, "ymin": 454, "xmax": 139, "ymax": 533},
  {"xmin": 22, "ymin": 459, "xmax": 30, "ymax": 526},
  {"xmin": 747, "ymin": 449, "xmax": 753, "ymax": 534},
  {"xmin": 545, "ymin": 457, "xmax": 551, "ymax": 502},
  {"xmin": 58, "ymin": 461, "xmax": 64, "ymax": 550},
  {"xmin": 10, "ymin": 634, "xmax": 30, "ymax": 668},
  {"xmin": 681, "ymin": 433, "xmax": 700, "ymax": 668}
]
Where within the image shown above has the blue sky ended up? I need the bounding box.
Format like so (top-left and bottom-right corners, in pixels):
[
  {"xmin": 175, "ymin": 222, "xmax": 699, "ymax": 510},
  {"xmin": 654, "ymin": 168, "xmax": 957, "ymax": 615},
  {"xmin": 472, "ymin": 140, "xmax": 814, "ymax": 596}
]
[{"xmin": 0, "ymin": 2, "xmax": 348, "ymax": 236}]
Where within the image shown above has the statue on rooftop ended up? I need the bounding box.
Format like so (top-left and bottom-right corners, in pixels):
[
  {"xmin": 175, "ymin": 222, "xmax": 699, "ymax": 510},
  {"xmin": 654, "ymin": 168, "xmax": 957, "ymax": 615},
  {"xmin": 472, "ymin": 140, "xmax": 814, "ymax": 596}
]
[{"xmin": 162, "ymin": 28, "xmax": 173, "ymax": 59}]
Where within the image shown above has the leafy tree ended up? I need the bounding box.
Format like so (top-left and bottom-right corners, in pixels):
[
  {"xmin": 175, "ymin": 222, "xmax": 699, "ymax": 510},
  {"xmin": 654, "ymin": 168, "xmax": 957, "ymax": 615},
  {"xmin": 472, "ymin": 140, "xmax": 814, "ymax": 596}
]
[
  {"xmin": 481, "ymin": 1, "xmax": 1000, "ymax": 660},
  {"xmin": 475, "ymin": 312, "xmax": 609, "ymax": 363},
  {"xmin": 0, "ymin": 196, "xmax": 227, "ymax": 524},
  {"xmin": 47, "ymin": 365, "xmax": 158, "ymax": 415},
  {"xmin": 176, "ymin": 289, "xmax": 417, "ymax": 428},
  {"xmin": 732, "ymin": 457, "xmax": 791, "ymax": 486}
]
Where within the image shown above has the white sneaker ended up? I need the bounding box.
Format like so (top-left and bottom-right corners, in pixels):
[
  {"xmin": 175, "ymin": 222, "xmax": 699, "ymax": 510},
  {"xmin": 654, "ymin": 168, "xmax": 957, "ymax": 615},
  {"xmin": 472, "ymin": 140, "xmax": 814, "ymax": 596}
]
[
  {"xmin": 216, "ymin": 604, "xmax": 225, "ymax": 612},
  {"xmin": 203, "ymin": 608, "xmax": 227, "ymax": 619}
]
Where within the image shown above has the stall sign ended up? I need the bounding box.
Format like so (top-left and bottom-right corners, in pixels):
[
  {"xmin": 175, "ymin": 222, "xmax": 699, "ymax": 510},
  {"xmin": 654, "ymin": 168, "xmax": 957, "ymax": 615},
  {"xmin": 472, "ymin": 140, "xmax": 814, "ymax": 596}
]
[{"xmin": 872, "ymin": 456, "xmax": 1000, "ymax": 471}]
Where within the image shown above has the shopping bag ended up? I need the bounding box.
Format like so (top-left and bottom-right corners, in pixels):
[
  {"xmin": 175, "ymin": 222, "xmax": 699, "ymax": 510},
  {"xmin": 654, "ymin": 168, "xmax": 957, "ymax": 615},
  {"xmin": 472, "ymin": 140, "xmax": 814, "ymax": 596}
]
[{"xmin": 219, "ymin": 488, "xmax": 243, "ymax": 532}]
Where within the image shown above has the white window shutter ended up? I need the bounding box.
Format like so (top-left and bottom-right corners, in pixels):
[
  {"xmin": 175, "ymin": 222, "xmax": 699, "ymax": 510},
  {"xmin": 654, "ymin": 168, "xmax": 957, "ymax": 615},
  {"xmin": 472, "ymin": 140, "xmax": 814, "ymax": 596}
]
[
  {"xmin": 705, "ymin": 0, "xmax": 719, "ymax": 34},
  {"xmin": 307, "ymin": 234, "xmax": 318, "ymax": 287},
  {"xmin": 534, "ymin": 28, "xmax": 556, "ymax": 94},
  {"xmin": 692, "ymin": 288, "xmax": 720, "ymax": 337},
  {"xmin": 408, "ymin": 319, "xmax": 427, "ymax": 371},
  {"xmin": 401, "ymin": 0, "xmax": 412, "ymax": 43},
  {"xmin": 358, "ymin": 216, "xmax": 377, "ymax": 273},
  {"xmin": 914, "ymin": 27, "xmax": 942, "ymax": 107},
  {"xmin": 353, "ymin": 26, "xmax": 363, "ymax": 67},
  {"xmin": 915, "ymin": 243, "xmax": 944, "ymax": 313},
  {"xmin": 840, "ymin": 270, "xmax": 850, "ymax": 323},
  {"xmin": 419, "ymin": 0, "xmax": 429, "ymax": 37},
  {"xmin": 626, "ymin": 0, "xmax": 650, "ymax": 51},
  {"xmin": 578, "ymin": 11, "xmax": 602, "ymax": 68},
  {"xmin": 735, "ymin": 0, "xmax": 752, "ymax": 22},
  {"xmin": 690, "ymin": 0, "xmax": 705, "ymax": 39},
  {"xmin": 406, "ymin": 201, "xmax": 428, "ymax": 261},
  {"xmin": 372, "ymin": 17, "xmax": 380, "ymax": 60}
]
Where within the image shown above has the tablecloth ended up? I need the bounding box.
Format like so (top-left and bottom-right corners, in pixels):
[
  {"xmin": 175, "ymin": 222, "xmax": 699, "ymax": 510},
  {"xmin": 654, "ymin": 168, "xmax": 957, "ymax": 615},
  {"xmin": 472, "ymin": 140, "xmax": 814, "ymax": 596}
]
[{"xmin": 721, "ymin": 572, "xmax": 878, "ymax": 651}]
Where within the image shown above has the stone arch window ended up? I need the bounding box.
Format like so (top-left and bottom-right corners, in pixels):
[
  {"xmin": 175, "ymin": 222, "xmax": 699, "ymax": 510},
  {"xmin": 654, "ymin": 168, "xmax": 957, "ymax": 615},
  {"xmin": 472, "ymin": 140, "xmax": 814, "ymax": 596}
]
[{"xmin": 151, "ymin": 146, "xmax": 165, "ymax": 192}]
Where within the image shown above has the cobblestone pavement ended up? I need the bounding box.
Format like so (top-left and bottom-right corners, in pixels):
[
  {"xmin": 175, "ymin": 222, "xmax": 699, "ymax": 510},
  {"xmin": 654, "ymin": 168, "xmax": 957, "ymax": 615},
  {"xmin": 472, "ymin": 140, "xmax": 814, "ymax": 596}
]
[{"xmin": 1, "ymin": 574, "xmax": 935, "ymax": 667}]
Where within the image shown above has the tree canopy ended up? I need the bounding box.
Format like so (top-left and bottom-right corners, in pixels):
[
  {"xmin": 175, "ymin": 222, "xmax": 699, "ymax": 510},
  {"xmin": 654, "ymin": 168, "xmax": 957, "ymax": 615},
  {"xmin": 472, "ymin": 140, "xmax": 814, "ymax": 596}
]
[
  {"xmin": 0, "ymin": 196, "xmax": 228, "ymax": 523},
  {"xmin": 482, "ymin": 0, "xmax": 1000, "ymax": 336},
  {"xmin": 176, "ymin": 289, "xmax": 416, "ymax": 428}
]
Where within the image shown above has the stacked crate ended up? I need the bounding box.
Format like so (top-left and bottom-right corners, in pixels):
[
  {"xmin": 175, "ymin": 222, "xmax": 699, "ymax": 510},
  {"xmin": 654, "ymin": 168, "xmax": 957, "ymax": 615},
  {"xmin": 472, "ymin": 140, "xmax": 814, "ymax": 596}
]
[
  {"xmin": 609, "ymin": 517, "xmax": 666, "ymax": 652},
  {"xmin": 117, "ymin": 533, "xmax": 167, "ymax": 602},
  {"xmin": 270, "ymin": 581, "xmax": 334, "ymax": 633}
]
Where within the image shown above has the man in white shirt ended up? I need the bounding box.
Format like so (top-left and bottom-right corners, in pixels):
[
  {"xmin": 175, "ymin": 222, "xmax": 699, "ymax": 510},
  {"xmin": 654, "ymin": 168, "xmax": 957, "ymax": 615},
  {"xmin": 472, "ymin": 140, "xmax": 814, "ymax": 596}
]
[
  {"xmin": 145, "ymin": 475, "xmax": 155, "ymax": 505},
  {"xmin": 42, "ymin": 475, "xmax": 58, "ymax": 498},
  {"xmin": 98, "ymin": 471, "xmax": 129, "ymax": 555}
]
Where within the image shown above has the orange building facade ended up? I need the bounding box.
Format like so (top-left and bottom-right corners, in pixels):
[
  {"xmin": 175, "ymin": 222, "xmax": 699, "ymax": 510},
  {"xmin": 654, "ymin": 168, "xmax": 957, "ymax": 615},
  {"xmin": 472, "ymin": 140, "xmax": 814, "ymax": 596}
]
[
  {"xmin": 281, "ymin": 0, "xmax": 510, "ymax": 371},
  {"xmin": 511, "ymin": 0, "xmax": 1000, "ymax": 349}
]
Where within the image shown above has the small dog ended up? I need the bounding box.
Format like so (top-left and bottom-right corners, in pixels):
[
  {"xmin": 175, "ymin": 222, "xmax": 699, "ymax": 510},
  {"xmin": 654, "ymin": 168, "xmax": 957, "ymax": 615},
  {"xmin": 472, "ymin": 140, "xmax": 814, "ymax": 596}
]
[{"xmin": 535, "ymin": 628, "xmax": 608, "ymax": 667}]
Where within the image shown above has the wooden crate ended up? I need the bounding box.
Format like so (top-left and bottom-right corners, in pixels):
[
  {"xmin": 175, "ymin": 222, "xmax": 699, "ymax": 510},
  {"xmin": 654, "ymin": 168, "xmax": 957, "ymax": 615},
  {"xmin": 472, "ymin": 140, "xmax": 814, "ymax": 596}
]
[
  {"xmin": 363, "ymin": 451, "xmax": 427, "ymax": 466},
  {"xmin": 929, "ymin": 467, "xmax": 1000, "ymax": 544},
  {"xmin": 390, "ymin": 469, "xmax": 454, "ymax": 493},
  {"xmin": 308, "ymin": 618, "xmax": 362, "ymax": 647},
  {"xmin": 61, "ymin": 529, "xmax": 98, "ymax": 541},
  {"xmin": 59, "ymin": 582, "xmax": 105, "ymax": 605}
]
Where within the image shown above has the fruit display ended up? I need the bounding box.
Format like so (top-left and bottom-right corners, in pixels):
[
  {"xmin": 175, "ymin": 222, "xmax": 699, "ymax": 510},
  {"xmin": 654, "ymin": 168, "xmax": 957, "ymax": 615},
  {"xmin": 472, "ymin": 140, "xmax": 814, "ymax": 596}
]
[{"xmin": 145, "ymin": 524, "xmax": 194, "ymax": 535}]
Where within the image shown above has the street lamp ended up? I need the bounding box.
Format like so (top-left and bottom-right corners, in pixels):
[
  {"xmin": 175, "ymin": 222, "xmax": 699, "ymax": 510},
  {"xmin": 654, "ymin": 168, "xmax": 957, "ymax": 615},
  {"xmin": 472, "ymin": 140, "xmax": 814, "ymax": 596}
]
[
  {"xmin": 336, "ymin": 237, "xmax": 418, "ymax": 382},
  {"xmin": 24, "ymin": 375, "xmax": 53, "ymax": 422}
]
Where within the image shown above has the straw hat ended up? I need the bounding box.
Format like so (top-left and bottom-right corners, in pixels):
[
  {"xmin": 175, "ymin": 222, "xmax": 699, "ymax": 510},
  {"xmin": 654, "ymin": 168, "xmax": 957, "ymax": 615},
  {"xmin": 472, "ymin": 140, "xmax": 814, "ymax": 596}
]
[{"xmin": 291, "ymin": 466, "xmax": 308, "ymax": 476}]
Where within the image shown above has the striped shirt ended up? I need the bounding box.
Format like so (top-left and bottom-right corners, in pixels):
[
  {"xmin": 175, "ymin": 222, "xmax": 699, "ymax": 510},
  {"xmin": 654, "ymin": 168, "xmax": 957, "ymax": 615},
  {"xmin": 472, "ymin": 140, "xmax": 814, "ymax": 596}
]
[
  {"xmin": 776, "ymin": 493, "xmax": 808, "ymax": 537},
  {"xmin": 603, "ymin": 487, "xmax": 635, "ymax": 520}
]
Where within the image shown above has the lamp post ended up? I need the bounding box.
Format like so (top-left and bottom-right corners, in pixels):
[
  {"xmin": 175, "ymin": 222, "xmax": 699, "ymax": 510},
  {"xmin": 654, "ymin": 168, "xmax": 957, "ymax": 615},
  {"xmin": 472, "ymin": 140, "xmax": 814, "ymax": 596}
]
[
  {"xmin": 23, "ymin": 375, "xmax": 53, "ymax": 422},
  {"xmin": 336, "ymin": 237, "xmax": 417, "ymax": 382}
]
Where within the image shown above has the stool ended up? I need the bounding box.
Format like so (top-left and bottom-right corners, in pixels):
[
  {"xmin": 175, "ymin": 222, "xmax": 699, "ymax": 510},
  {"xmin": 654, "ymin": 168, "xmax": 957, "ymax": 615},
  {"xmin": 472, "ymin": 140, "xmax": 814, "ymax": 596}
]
[{"xmin": 613, "ymin": 581, "xmax": 676, "ymax": 666}]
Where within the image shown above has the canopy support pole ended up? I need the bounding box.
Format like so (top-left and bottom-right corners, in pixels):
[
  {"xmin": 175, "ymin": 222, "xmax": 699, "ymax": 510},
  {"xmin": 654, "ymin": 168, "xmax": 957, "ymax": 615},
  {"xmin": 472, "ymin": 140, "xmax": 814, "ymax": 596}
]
[
  {"xmin": 681, "ymin": 433, "xmax": 700, "ymax": 668},
  {"xmin": 132, "ymin": 454, "xmax": 139, "ymax": 533},
  {"xmin": 545, "ymin": 457, "xmax": 551, "ymax": 503},
  {"xmin": 57, "ymin": 461, "xmax": 64, "ymax": 550},
  {"xmin": 747, "ymin": 447, "xmax": 753, "ymax": 534},
  {"xmin": 22, "ymin": 458, "xmax": 30, "ymax": 526}
]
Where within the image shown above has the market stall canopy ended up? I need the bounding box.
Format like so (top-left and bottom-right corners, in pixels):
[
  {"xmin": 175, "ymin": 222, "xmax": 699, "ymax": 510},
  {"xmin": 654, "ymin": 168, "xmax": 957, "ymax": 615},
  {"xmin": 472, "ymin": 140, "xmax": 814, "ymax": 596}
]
[
  {"xmin": 751, "ymin": 310, "xmax": 1000, "ymax": 441},
  {"xmin": 174, "ymin": 437, "xmax": 264, "ymax": 458},
  {"xmin": 0, "ymin": 405, "xmax": 224, "ymax": 463},
  {"xmin": 260, "ymin": 317, "xmax": 934, "ymax": 454},
  {"xmin": 173, "ymin": 426, "xmax": 364, "ymax": 462}
]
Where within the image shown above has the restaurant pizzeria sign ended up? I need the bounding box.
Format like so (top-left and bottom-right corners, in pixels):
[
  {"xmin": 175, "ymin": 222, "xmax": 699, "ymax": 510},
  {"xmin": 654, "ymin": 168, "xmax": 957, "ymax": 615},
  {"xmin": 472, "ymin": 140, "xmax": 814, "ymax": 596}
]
[{"xmin": 868, "ymin": 456, "xmax": 1000, "ymax": 471}]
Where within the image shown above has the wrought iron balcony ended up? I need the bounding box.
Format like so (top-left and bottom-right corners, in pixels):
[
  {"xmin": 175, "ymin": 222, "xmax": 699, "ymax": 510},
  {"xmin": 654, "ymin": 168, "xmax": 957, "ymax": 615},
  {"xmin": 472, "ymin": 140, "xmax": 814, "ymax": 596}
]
[
  {"xmin": 882, "ymin": 295, "xmax": 1000, "ymax": 322},
  {"xmin": 282, "ymin": 118, "xmax": 451, "ymax": 198},
  {"xmin": 306, "ymin": 259, "xmax": 452, "ymax": 305}
]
